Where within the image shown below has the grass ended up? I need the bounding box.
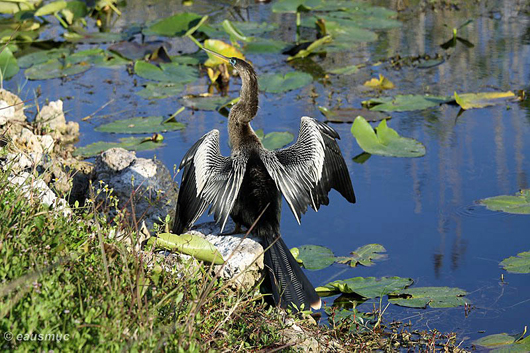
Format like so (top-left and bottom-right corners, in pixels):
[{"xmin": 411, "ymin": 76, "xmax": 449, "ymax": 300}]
[{"xmin": 0, "ymin": 155, "xmax": 467, "ymax": 352}]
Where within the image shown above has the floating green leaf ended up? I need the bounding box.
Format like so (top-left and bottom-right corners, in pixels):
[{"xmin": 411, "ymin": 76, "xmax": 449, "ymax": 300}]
[
  {"xmin": 0, "ymin": 46, "xmax": 19, "ymax": 80},
  {"xmin": 179, "ymin": 95, "xmax": 233, "ymax": 111},
  {"xmin": 351, "ymin": 117, "xmax": 426, "ymax": 158},
  {"xmin": 454, "ymin": 91, "xmax": 516, "ymax": 110},
  {"xmin": 95, "ymin": 116, "xmax": 185, "ymax": 134},
  {"xmin": 134, "ymin": 61, "xmax": 198, "ymax": 83},
  {"xmin": 363, "ymin": 94, "xmax": 451, "ymax": 112},
  {"xmin": 272, "ymin": 0, "xmax": 321, "ymax": 13},
  {"xmin": 319, "ymin": 106, "xmax": 389, "ymax": 123},
  {"xmin": 259, "ymin": 71, "xmax": 312, "ymax": 93},
  {"xmin": 388, "ymin": 287, "xmax": 469, "ymax": 308},
  {"xmin": 146, "ymin": 233, "xmax": 224, "ymax": 265},
  {"xmin": 317, "ymin": 277, "xmax": 413, "ymax": 298},
  {"xmin": 144, "ymin": 12, "xmax": 203, "ymax": 36},
  {"xmin": 244, "ymin": 39, "xmax": 289, "ymax": 54},
  {"xmin": 336, "ymin": 244, "xmax": 387, "ymax": 267},
  {"xmin": 25, "ymin": 58, "xmax": 90, "ymax": 80},
  {"xmin": 136, "ymin": 83, "xmax": 185, "ymax": 99},
  {"xmin": 474, "ymin": 333, "xmax": 530, "ymax": 352},
  {"xmin": 17, "ymin": 48, "xmax": 70, "ymax": 69},
  {"xmin": 73, "ymin": 137, "xmax": 164, "ymax": 158},
  {"xmin": 63, "ymin": 31, "xmax": 127, "ymax": 43},
  {"xmin": 290, "ymin": 245, "xmax": 335, "ymax": 270},
  {"xmin": 478, "ymin": 189, "xmax": 530, "ymax": 215},
  {"xmin": 500, "ymin": 251, "xmax": 530, "ymax": 274},
  {"xmin": 255, "ymin": 130, "xmax": 294, "ymax": 150}
]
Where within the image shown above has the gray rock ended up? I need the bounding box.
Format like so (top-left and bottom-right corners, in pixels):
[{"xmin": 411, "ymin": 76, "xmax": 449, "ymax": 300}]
[
  {"xmin": 94, "ymin": 148, "xmax": 178, "ymax": 229},
  {"xmin": 35, "ymin": 100, "xmax": 79, "ymax": 144},
  {"xmin": 0, "ymin": 89, "xmax": 26, "ymax": 127}
]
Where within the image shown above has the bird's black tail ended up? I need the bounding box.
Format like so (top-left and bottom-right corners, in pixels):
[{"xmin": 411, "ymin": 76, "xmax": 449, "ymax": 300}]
[{"xmin": 262, "ymin": 235, "xmax": 321, "ymax": 311}]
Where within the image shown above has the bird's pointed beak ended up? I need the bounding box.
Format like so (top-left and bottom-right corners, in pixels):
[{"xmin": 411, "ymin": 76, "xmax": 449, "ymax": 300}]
[{"xmin": 202, "ymin": 47, "xmax": 230, "ymax": 63}]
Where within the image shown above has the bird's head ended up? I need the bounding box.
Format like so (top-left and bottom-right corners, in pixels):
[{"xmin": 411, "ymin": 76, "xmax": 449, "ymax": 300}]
[{"xmin": 202, "ymin": 47, "xmax": 255, "ymax": 78}]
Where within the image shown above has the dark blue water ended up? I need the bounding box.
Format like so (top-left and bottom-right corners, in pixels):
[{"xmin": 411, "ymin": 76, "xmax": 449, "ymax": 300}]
[{"xmin": 5, "ymin": 0, "xmax": 530, "ymax": 346}]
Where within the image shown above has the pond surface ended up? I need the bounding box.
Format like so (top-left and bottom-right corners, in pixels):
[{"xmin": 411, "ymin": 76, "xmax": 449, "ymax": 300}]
[{"xmin": 4, "ymin": 0, "xmax": 530, "ymax": 347}]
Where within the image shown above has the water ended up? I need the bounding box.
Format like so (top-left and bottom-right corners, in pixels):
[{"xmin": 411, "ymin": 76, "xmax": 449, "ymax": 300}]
[{"xmin": 5, "ymin": 0, "xmax": 530, "ymax": 346}]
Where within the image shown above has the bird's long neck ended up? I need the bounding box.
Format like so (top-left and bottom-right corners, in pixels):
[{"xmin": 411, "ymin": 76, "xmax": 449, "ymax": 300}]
[{"xmin": 228, "ymin": 66, "xmax": 260, "ymax": 150}]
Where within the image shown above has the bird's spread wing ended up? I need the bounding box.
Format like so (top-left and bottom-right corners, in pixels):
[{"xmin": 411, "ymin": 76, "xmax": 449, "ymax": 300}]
[
  {"xmin": 261, "ymin": 116, "xmax": 355, "ymax": 223},
  {"xmin": 173, "ymin": 130, "xmax": 247, "ymax": 233}
]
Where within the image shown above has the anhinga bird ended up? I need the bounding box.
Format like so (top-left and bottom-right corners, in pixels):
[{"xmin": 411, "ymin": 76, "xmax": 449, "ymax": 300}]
[{"xmin": 172, "ymin": 47, "xmax": 355, "ymax": 311}]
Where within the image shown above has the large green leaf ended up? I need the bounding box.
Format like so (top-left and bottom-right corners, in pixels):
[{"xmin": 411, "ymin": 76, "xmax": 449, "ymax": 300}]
[
  {"xmin": 388, "ymin": 287, "xmax": 469, "ymax": 308},
  {"xmin": 454, "ymin": 91, "xmax": 515, "ymax": 110},
  {"xmin": 478, "ymin": 189, "xmax": 530, "ymax": 215},
  {"xmin": 243, "ymin": 39, "xmax": 289, "ymax": 54},
  {"xmin": 317, "ymin": 276, "xmax": 413, "ymax": 298},
  {"xmin": 363, "ymin": 94, "xmax": 451, "ymax": 112},
  {"xmin": 351, "ymin": 116, "xmax": 426, "ymax": 158},
  {"xmin": 335, "ymin": 244, "xmax": 387, "ymax": 267},
  {"xmin": 73, "ymin": 137, "xmax": 164, "ymax": 158},
  {"xmin": 259, "ymin": 71, "xmax": 313, "ymax": 93},
  {"xmin": 272, "ymin": 0, "xmax": 322, "ymax": 13},
  {"xmin": 95, "ymin": 116, "xmax": 185, "ymax": 134},
  {"xmin": 25, "ymin": 58, "xmax": 90, "ymax": 80},
  {"xmin": 63, "ymin": 31, "xmax": 127, "ymax": 43},
  {"xmin": 255, "ymin": 129, "xmax": 294, "ymax": 150},
  {"xmin": 134, "ymin": 61, "xmax": 198, "ymax": 83},
  {"xmin": 178, "ymin": 95, "xmax": 233, "ymax": 111},
  {"xmin": 474, "ymin": 333, "xmax": 530, "ymax": 352},
  {"xmin": 0, "ymin": 46, "xmax": 19, "ymax": 80},
  {"xmin": 291, "ymin": 245, "xmax": 335, "ymax": 270},
  {"xmin": 500, "ymin": 251, "xmax": 530, "ymax": 274},
  {"xmin": 136, "ymin": 83, "xmax": 185, "ymax": 99},
  {"xmin": 143, "ymin": 12, "xmax": 203, "ymax": 36},
  {"xmin": 146, "ymin": 233, "xmax": 224, "ymax": 265},
  {"xmin": 17, "ymin": 48, "xmax": 70, "ymax": 69}
]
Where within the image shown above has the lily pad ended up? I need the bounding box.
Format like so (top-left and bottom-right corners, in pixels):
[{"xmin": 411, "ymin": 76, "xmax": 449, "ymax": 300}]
[
  {"xmin": 317, "ymin": 276, "xmax": 413, "ymax": 298},
  {"xmin": 351, "ymin": 117, "xmax": 426, "ymax": 158},
  {"xmin": 454, "ymin": 91, "xmax": 516, "ymax": 110},
  {"xmin": 134, "ymin": 61, "xmax": 198, "ymax": 83},
  {"xmin": 259, "ymin": 71, "xmax": 313, "ymax": 93},
  {"xmin": 73, "ymin": 137, "xmax": 164, "ymax": 158},
  {"xmin": 178, "ymin": 95, "xmax": 233, "ymax": 111},
  {"xmin": 143, "ymin": 12, "xmax": 203, "ymax": 37},
  {"xmin": 478, "ymin": 189, "xmax": 530, "ymax": 215},
  {"xmin": 336, "ymin": 244, "xmax": 387, "ymax": 267},
  {"xmin": 63, "ymin": 31, "xmax": 128, "ymax": 43},
  {"xmin": 319, "ymin": 106, "xmax": 389, "ymax": 123},
  {"xmin": 146, "ymin": 233, "xmax": 224, "ymax": 265},
  {"xmin": 255, "ymin": 130, "xmax": 294, "ymax": 150},
  {"xmin": 136, "ymin": 83, "xmax": 185, "ymax": 99},
  {"xmin": 0, "ymin": 46, "xmax": 19, "ymax": 80},
  {"xmin": 25, "ymin": 58, "xmax": 90, "ymax": 80},
  {"xmin": 388, "ymin": 287, "xmax": 469, "ymax": 308},
  {"xmin": 500, "ymin": 251, "xmax": 530, "ymax": 274},
  {"xmin": 474, "ymin": 333, "xmax": 530, "ymax": 352},
  {"xmin": 17, "ymin": 48, "xmax": 70, "ymax": 69},
  {"xmin": 363, "ymin": 74, "xmax": 395, "ymax": 90},
  {"xmin": 108, "ymin": 41, "xmax": 170, "ymax": 61},
  {"xmin": 244, "ymin": 39, "xmax": 289, "ymax": 54},
  {"xmin": 290, "ymin": 245, "xmax": 335, "ymax": 270},
  {"xmin": 95, "ymin": 116, "xmax": 185, "ymax": 134},
  {"xmin": 272, "ymin": 0, "xmax": 322, "ymax": 13},
  {"xmin": 363, "ymin": 94, "xmax": 451, "ymax": 112},
  {"xmin": 203, "ymin": 39, "xmax": 245, "ymax": 67}
]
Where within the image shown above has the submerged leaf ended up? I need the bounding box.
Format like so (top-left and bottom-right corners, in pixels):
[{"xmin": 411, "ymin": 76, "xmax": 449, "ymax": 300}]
[
  {"xmin": 25, "ymin": 58, "xmax": 90, "ymax": 80},
  {"xmin": 73, "ymin": 137, "xmax": 164, "ymax": 158},
  {"xmin": 500, "ymin": 251, "xmax": 530, "ymax": 274},
  {"xmin": 474, "ymin": 334, "xmax": 530, "ymax": 352},
  {"xmin": 179, "ymin": 95, "xmax": 233, "ymax": 111},
  {"xmin": 147, "ymin": 233, "xmax": 224, "ymax": 265},
  {"xmin": 95, "ymin": 116, "xmax": 185, "ymax": 134},
  {"xmin": 478, "ymin": 189, "xmax": 530, "ymax": 215},
  {"xmin": 134, "ymin": 61, "xmax": 198, "ymax": 83},
  {"xmin": 388, "ymin": 287, "xmax": 469, "ymax": 308},
  {"xmin": 363, "ymin": 94, "xmax": 451, "ymax": 112},
  {"xmin": 259, "ymin": 71, "xmax": 313, "ymax": 93},
  {"xmin": 351, "ymin": 117, "xmax": 426, "ymax": 158},
  {"xmin": 317, "ymin": 276, "xmax": 413, "ymax": 298},
  {"xmin": 454, "ymin": 91, "xmax": 515, "ymax": 110},
  {"xmin": 319, "ymin": 106, "xmax": 389, "ymax": 123},
  {"xmin": 336, "ymin": 244, "xmax": 387, "ymax": 267},
  {"xmin": 473, "ymin": 333, "xmax": 516, "ymax": 348},
  {"xmin": 136, "ymin": 83, "xmax": 185, "ymax": 99},
  {"xmin": 17, "ymin": 48, "xmax": 70, "ymax": 69}
]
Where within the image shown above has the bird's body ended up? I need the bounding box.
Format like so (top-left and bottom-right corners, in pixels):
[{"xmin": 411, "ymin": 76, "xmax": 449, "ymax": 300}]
[{"xmin": 173, "ymin": 49, "xmax": 355, "ymax": 311}]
